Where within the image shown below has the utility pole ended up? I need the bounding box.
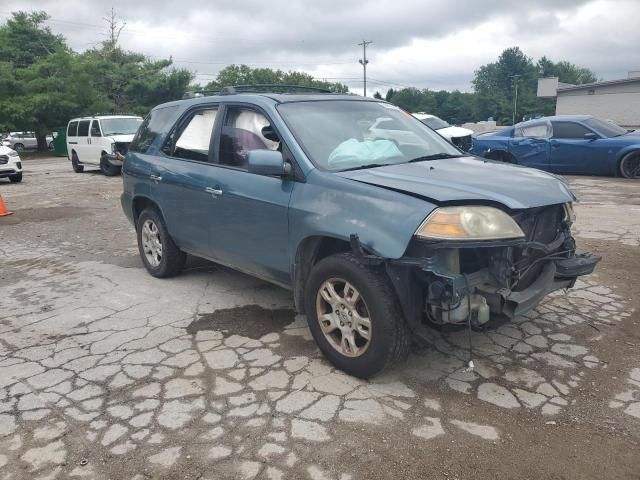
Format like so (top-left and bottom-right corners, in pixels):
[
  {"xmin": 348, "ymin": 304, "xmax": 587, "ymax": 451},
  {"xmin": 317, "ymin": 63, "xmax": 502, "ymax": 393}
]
[
  {"xmin": 509, "ymin": 74, "xmax": 521, "ymax": 125},
  {"xmin": 358, "ymin": 40, "xmax": 372, "ymax": 97}
]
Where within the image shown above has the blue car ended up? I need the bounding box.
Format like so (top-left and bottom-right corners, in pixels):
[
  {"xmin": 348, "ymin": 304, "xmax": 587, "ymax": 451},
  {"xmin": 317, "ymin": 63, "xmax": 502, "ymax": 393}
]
[
  {"xmin": 470, "ymin": 115, "xmax": 640, "ymax": 179},
  {"xmin": 121, "ymin": 87, "xmax": 599, "ymax": 377}
]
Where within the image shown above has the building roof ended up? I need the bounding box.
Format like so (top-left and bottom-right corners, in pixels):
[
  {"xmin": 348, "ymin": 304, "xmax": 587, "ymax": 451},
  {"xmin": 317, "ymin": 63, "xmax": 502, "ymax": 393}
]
[{"xmin": 557, "ymin": 76, "xmax": 640, "ymax": 93}]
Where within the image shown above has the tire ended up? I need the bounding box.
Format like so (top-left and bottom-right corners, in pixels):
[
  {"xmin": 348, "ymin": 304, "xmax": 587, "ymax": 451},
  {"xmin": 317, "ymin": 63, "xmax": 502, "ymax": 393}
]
[
  {"xmin": 48, "ymin": 142, "xmax": 54, "ymax": 150},
  {"xmin": 136, "ymin": 208, "xmax": 186, "ymax": 278},
  {"xmin": 71, "ymin": 152, "xmax": 84, "ymax": 173},
  {"xmin": 9, "ymin": 173, "xmax": 22, "ymax": 183},
  {"xmin": 619, "ymin": 152, "xmax": 640, "ymax": 179},
  {"xmin": 100, "ymin": 155, "xmax": 121, "ymax": 176},
  {"xmin": 304, "ymin": 252, "xmax": 410, "ymax": 378},
  {"xmin": 13, "ymin": 143, "xmax": 24, "ymax": 153}
]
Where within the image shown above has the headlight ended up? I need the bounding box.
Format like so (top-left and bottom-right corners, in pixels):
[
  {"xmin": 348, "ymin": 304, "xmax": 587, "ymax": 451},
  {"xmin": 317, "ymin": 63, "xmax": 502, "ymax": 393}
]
[
  {"xmin": 111, "ymin": 143, "xmax": 117, "ymax": 153},
  {"xmin": 564, "ymin": 202, "xmax": 575, "ymax": 225},
  {"xmin": 8, "ymin": 150, "xmax": 18, "ymax": 157},
  {"xmin": 415, "ymin": 206, "xmax": 525, "ymax": 241}
]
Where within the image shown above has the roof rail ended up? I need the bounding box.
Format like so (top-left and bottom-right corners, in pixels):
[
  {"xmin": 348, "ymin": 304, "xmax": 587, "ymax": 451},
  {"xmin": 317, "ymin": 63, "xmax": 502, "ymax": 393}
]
[{"xmin": 182, "ymin": 84, "xmax": 333, "ymax": 99}]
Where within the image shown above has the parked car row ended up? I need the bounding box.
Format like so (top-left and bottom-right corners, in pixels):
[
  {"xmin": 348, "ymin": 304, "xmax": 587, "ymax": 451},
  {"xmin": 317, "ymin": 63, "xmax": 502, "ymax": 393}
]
[{"xmin": 2, "ymin": 132, "xmax": 54, "ymax": 151}]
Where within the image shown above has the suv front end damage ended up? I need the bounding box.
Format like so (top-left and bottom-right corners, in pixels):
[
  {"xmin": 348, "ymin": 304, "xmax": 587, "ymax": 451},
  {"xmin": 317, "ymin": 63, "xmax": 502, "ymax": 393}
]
[{"xmin": 354, "ymin": 202, "xmax": 599, "ymax": 334}]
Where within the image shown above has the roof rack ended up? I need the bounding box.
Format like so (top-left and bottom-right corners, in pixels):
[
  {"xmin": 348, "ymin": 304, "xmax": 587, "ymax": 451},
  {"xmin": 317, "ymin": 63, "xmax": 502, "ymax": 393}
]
[{"xmin": 182, "ymin": 84, "xmax": 333, "ymax": 99}]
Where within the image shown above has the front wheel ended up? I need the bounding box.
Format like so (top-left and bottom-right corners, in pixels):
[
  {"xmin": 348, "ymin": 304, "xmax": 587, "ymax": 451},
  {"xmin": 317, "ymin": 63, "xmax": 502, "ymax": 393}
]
[
  {"xmin": 136, "ymin": 208, "xmax": 186, "ymax": 278},
  {"xmin": 71, "ymin": 152, "xmax": 84, "ymax": 173},
  {"xmin": 100, "ymin": 155, "xmax": 121, "ymax": 176},
  {"xmin": 619, "ymin": 152, "xmax": 640, "ymax": 179},
  {"xmin": 304, "ymin": 253, "xmax": 410, "ymax": 378},
  {"xmin": 9, "ymin": 173, "xmax": 22, "ymax": 183}
]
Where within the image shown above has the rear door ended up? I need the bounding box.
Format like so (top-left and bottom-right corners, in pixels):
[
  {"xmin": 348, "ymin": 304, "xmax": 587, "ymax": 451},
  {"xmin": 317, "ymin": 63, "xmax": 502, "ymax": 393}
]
[
  {"xmin": 66, "ymin": 121, "xmax": 79, "ymax": 159},
  {"xmin": 207, "ymin": 104, "xmax": 293, "ymax": 285},
  {"xmin": 149, "ymin": 106, "xmax": 222, "ymax": 257},
  {"xmin": 76, "ymin": 120, "xmax": 93, "ymax": 163},
  {"xmin": 549, "ymin": 121, "xmax": 607, "ymax": 174},
  {"xmin": 508, "ymin": 121, "xmax": 551, "ymax": 169}
]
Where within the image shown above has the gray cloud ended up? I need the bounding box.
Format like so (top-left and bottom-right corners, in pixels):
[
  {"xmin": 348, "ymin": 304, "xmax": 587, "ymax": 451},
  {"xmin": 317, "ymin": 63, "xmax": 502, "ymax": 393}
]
[{"xmin": 1, "ymin": 0, "xmax": 638, "ymax": 92}]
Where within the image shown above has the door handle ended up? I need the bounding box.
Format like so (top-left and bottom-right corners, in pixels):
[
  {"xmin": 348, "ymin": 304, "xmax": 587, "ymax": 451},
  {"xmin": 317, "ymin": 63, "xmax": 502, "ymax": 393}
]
[
  {"xmin": 205, "ymin": 187, "xmax": 223, "ymax": 196},
  {"xmin": 149, "ymin": 175, "xmax": 162, "ymax": 182}
]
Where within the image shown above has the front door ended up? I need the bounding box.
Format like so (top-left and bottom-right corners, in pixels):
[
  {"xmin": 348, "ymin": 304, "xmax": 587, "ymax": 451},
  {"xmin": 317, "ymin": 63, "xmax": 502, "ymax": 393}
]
[
  {"xmin": 207, "ymin": 105, "xmax": 293, "ymax": 286},
  {"xmin": 549, "ymin": 121, "xmax": 607, "ymax": 174}
]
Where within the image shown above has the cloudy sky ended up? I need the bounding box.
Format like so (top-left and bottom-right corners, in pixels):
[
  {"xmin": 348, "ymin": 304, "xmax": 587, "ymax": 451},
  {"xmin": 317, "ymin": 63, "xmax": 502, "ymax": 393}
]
[{"xmin": 1, "ymin": 0, "xmax": 639, "ymax": 95}]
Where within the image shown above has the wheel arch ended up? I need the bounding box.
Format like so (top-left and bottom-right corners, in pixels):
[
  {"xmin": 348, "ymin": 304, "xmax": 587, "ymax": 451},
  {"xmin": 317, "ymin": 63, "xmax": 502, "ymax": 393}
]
[
  {"xmin": 132, "ymin": 195, "xmax": 165, "ymax": 230},
  {"xmin": 293, "ymin": 235, "xmax": 353, "ymax": 314},
  {"xmin": 616, "ymin": 147, "xmax": 640, "ymax": 177}
]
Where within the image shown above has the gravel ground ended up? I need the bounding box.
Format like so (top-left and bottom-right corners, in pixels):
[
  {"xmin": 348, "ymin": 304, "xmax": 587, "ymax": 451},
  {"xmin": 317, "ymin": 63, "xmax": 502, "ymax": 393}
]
[{"xmin": 0, "ymin": 157, "xmax": 639, "ymax": 480}]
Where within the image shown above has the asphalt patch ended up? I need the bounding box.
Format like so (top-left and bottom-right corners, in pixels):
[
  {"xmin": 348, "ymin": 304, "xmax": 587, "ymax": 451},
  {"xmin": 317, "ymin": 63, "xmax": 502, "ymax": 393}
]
[{"xmin": 186, "ymin": 305, "xmax": 296, "ymax": 339}]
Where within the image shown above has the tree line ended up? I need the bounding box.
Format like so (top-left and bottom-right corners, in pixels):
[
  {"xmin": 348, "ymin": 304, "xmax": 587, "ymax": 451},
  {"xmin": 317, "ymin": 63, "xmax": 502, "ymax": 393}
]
[{"xmin": 0, "ymin": 11, "xmax": 598, "ymax": 150}]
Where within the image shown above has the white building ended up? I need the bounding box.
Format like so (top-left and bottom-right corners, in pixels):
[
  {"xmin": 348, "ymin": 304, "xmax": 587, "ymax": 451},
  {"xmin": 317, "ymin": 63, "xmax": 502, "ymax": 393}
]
[{"xmin": 538, "ymin": 73, "xmax": 640, "ymax": 128}]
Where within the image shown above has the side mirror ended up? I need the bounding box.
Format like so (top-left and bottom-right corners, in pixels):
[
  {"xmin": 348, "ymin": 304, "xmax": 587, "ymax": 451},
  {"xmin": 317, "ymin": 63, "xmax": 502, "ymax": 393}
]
[
  {"xmin": 583, "ymin": 132, "xmax": 598, "ymax": 141},
  {"xmin": 247, "ymin": 149, "xmax": 291, "ymax": 176}
]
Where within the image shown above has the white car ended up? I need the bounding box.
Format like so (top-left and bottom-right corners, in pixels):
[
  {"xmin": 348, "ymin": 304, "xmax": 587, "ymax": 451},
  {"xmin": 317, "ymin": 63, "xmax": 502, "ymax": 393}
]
[
  {"xmin": 412, "ymin": 113, "xmax": 474, "ymax": 151},
  {"xmin": 2, "ymin": 132, "xmax": 54, "ymax": 151},
  {"xmin": 0, "ymin": 145, "xmax": 23, "ymax": 183},
  {"xmin": 66, "ymin": 115, "xmax": 143, "ymax": 176}
]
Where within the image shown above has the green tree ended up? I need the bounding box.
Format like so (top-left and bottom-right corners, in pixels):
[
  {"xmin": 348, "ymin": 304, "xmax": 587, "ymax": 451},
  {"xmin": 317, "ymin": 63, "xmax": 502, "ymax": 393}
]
[
  {"xmin": 203, "ymin": 64, "xmax": 348, "ymax": 93},
  {"xmin": 0, "ymin": 11, "xmax": 66, "ymax": 68},
  {"xmin": 373, "ymin": 91, "xmax": 382, "ymax": 99},
  {"xmin": 537, "ymin": 56, "xmax": 598, "ymax": 85}
]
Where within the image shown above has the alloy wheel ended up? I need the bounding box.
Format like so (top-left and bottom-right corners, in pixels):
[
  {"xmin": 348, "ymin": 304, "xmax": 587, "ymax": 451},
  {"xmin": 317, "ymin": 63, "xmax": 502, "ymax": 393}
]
[
  {"xmin": 315, "ymin": 278, "xmax": 372, "ymax": 357},
  {"xmin": 141, "ymin": 219, "xmax": 163, "ymax": 267}
]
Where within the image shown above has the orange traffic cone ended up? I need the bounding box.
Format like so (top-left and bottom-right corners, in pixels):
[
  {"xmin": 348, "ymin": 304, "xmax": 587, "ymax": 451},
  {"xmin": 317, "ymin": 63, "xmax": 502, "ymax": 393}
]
[{"xmin": 0, "ymin": 193, "xmax": 12, "ymax": 216}]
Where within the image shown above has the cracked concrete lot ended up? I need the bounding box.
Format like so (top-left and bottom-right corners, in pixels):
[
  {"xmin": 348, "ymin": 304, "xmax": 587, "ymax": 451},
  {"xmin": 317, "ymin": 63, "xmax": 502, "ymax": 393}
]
[{"xmin": 0, "ymin": 158, "xmax": 639, "ymax": 480}]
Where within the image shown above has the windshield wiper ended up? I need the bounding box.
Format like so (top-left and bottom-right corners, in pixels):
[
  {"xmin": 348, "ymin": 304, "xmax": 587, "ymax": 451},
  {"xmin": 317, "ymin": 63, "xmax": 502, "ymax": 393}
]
[
  {"xmin": 340, "ymin": 162, "xmax": 395, "ymax": 172},
  {"xmin": 407, "ymin": 153, "xmax": 463, "ymax": 162}
]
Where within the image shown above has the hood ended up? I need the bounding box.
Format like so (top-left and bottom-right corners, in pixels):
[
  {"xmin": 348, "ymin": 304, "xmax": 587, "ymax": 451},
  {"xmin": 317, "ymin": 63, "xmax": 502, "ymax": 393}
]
[
  {"xmin": 106, "ymin": 134, "xmax": 136, "ymax": 143},
  {"xmin": 0, "ymin": 145, "xmax": 17, "ymax": 156},
  {"xmin": 436, "ymin": 125, "xmax": 474, "ymax": 139},
  {"xmin": 335, "ymin": 156, "xmax": 575, "ymax": 210}
]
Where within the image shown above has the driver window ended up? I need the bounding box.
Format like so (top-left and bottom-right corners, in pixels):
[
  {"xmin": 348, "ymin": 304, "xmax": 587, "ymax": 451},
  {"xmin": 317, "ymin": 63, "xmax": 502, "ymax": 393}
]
[
  {"xmin": 90, "ymin": 120, "xmax": 102, "ymax": 137},
  {"xmin": 552, "ymin": 122, "xmax": 591, "ymax": 139},
  {"xmin": 219, "ymin": 107, "xmax": 280, "ymax": 169}
]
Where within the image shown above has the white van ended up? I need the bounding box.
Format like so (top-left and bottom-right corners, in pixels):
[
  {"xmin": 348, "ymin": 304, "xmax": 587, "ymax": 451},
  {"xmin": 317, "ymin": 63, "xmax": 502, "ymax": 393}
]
[{"xmin": 66, "ymin": 115, "xmax": 143, "ymax": 175}]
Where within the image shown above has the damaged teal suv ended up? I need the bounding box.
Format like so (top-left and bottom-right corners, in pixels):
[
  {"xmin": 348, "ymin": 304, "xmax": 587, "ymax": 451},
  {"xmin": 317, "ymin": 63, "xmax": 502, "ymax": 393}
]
[{"xmin": 121, "ymin": 86, "xmax": 599, "ymax": 378}]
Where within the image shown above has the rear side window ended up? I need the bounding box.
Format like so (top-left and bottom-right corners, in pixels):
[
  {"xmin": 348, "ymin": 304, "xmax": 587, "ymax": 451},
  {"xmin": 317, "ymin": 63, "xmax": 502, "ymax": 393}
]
[
  {"xmin": 67, "ymin": 122, "xmax": 78, "ymax": 136},
  {"xmin": 170, "ymin": 109, "xmax": 218, "ymax": 162},
  {"xmin": 130, "ymin": 106, "xmax": 179, "ymax": 154},
  {"xmin": 77, "ymin": 120, "xmax": 90, "ymax": 137},
  {"xmin": 552, "ymin": 122, "xmax": 591, "ymax": 139},
  {"xmin": 515, "ymin": 122, "xmax": 551, "ymax": 139}
]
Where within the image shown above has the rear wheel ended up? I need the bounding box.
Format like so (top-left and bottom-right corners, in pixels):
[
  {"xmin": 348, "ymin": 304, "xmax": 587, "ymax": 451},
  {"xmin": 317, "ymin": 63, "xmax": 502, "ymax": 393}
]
[
  {"xmin": 136, "ymin": 208, "xmax": 186, "ymax": 278},
  {"xmin": 100, "ymin": 155, "xmax": 121, "ymax": 176},
  {"xmin": 304, "ymin": 253, "xmax": 410, "ymax": 378},
  {"xmin": 13, "ymin": 143, "xmax": 24, "ymax": 153},
  {"xmin": 619, "ymin": 151, "xmax": 640, "ymax": 179},
  {"xmin": 9, "ymin": 173, "xmax": 22, "ymax": 183},
  {"xmin": 71, "ymin": 152, "xmax": 84, "ymax": 173}
]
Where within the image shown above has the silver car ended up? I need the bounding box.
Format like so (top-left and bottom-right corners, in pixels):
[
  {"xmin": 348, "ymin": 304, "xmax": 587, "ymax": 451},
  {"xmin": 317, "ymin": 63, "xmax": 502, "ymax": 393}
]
[{"xmin": 2, "ymin": 132, "xmax": 54, "ymax": 152}]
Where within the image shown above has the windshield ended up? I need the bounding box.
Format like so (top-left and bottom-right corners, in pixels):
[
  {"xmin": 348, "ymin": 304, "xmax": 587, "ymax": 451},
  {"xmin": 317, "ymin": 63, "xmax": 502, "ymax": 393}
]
[
  {"xmin": 277, "ymin": 101, "xmax": 461, "ymax": 171},
  {"xmin": 100, "ymin": 117, "xmax": 143, "ymax": 136},
  {"xmin": 584, "ymin": 117, "xmax": 628, "ymax": 137},
  {"xmin": 420, "ymin": 116, "xmax": 450, "ymax": 130}
]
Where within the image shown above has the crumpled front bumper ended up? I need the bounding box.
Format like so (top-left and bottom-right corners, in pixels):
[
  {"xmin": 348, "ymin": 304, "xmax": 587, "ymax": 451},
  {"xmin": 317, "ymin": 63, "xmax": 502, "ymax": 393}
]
[{"xmin": 483, "ymin": 252, "xmax": 600, "ymax": 318}]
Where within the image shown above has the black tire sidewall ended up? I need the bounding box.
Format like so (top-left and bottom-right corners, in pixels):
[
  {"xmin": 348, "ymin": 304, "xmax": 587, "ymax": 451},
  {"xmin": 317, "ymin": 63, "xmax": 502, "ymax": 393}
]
[
  {"xmin": 620, "ymin": 153, "xmax": 638, "ymax": 179},
  {"xmin": 9, "ymin": 173, "xmax": 22, "ymax": 183},
  {"xmin": 304, "ymin": 254, "xmax": 405, "ymax": 378},
  {"xmin": 72, "ymin": 153, "xmax": 83, "ymax": 173},
  {"xmin": 136, "ymin": 208, "xmax": 184, "ymax": 278},
  {"xmin": 100, "ymin": 156, "xmax": 120, "ymax": 176}
]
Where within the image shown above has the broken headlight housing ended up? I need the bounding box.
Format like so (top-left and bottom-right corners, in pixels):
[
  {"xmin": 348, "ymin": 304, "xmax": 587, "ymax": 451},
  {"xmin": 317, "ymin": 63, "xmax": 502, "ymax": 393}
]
[{"xmin": 415, "ymin": 206, "xmax": 525, "ymax": 241}]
